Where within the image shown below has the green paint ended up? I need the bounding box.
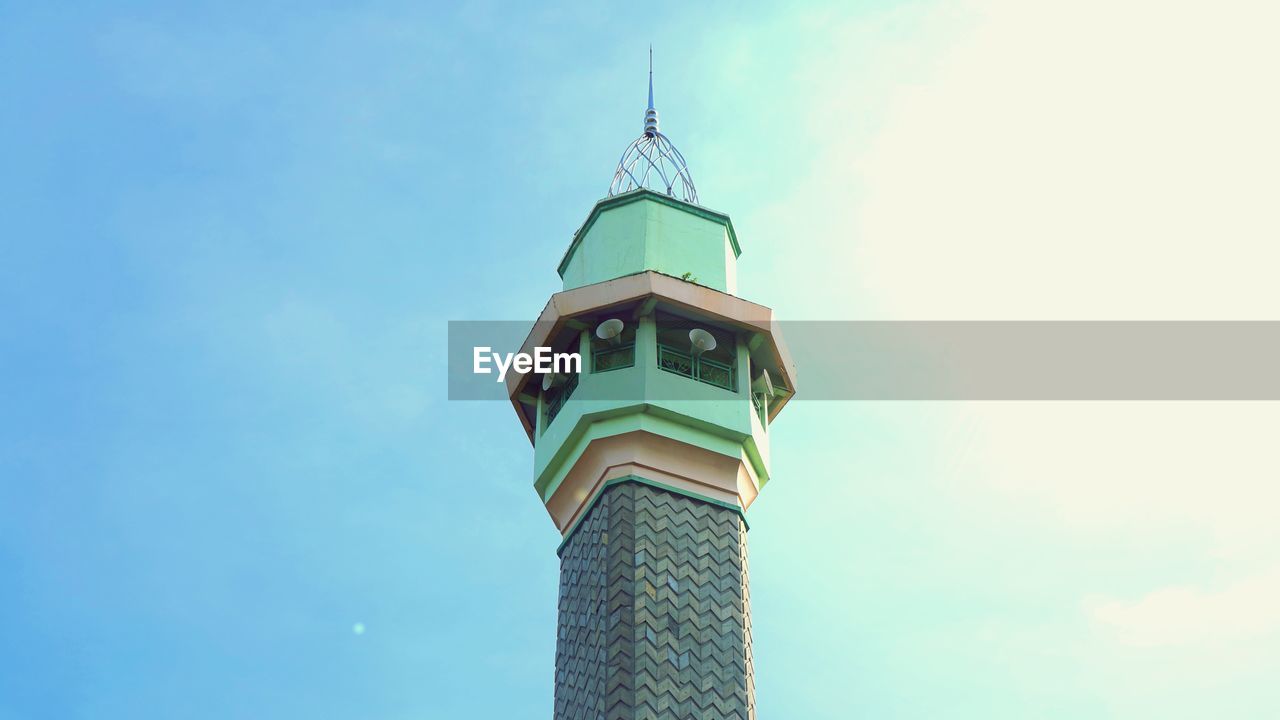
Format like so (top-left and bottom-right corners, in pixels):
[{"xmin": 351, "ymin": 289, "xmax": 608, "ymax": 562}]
[
  {"xmin": 558, "ymin": 189, "xmax": 741, "ymax": 293},
  {"xmin": 533, "ymin": 329, "xmax": 771, "ymax": 503},
  {"xmin": 534, "ymin": 195, "xmax": 789, "ymax": 515}
]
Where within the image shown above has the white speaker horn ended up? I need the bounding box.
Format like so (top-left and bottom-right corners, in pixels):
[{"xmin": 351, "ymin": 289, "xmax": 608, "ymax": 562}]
[
  {"xmin": 542, "ymin": 372, "xmax": 566, "ymax": 391},
  {"xmin": 688, "ymin": 328, "xmax": 717, "ymax": 355},
  {"xmin": 751, "ymin": 368, "xmax": 776, "ymax": 398},
  {"xmin": 595, "ymin": 318, "xmax": 625, "ymax": 346}
]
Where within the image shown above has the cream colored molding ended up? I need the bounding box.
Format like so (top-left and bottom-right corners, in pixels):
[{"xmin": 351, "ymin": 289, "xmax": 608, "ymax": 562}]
[{"xmin": 543, "ymin": 429, "xmax": 761, "ymax": 535}]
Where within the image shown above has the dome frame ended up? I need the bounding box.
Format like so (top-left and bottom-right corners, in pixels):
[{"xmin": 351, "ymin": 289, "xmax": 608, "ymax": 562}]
[{"xmin": 608, "ymin": 129, "xmax": 699, "ymax": 204}]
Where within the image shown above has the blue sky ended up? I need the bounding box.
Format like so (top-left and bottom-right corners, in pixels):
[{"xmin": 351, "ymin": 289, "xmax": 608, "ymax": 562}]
[{"xmin": 3, "ymin": 1, "xmax": 1280, "ymax": 718}]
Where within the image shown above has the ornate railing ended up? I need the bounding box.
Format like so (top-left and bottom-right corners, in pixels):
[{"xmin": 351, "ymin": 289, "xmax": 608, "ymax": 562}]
[
  {"xmin": 657, "ymin": 344, "xmax": 694, "ymax": 377},
  {"xmin": 544, "ymin": 372, "xmax": 579, "ymax": 429},
  {"xmin": 696, "ymin": 356, "xmax": 735, "ymax": 391},
  {"xmin": 593, "ymin": 343, "xmax": 635, "ymax": 373},
  {"xmin": 657, "ymin": 344, "xmax": 736, "ymax": 392}
]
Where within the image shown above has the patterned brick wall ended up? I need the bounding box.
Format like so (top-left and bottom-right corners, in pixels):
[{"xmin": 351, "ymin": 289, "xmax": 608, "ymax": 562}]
[{"xmin": 554, "ymin": 480, "xmax": 754, "ymax": 719}]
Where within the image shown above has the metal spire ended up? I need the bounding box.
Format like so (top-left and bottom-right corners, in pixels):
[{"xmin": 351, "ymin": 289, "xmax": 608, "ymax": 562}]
[
  {"xmin": 609, "ymin": 47, "xmax": 698, "ymax": 204},
  {"xmin": 644, "ymin": 46, "xmax": 659, "ymax": 137},
  {"xmin": 647, "ymin": 45, "xmax": 654, "ymax": 110}
]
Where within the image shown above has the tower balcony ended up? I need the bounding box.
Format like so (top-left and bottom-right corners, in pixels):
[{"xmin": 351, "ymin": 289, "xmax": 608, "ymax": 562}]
[{"xmin": 505, "ymin": 271, "xmax": 796, "ymax": 536}]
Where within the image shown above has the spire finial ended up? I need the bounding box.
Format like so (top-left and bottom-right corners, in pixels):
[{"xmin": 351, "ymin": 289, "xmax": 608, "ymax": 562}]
[
  {"xmin": 648, "ymin": 45, "xmax": 654, "ymax": 110},
  {"xmin": 610, "ymin": 47, "xmax": 698, "ymax": 203},
  {"xmin": 643, "ymin": 46, "xmax": 659, "ymax": 137}
]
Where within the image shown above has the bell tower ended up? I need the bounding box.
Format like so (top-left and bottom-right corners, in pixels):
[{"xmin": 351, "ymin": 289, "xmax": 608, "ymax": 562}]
[{"xmin": 505, "ymin": 58, "xmax": 796, "ymax": 720}]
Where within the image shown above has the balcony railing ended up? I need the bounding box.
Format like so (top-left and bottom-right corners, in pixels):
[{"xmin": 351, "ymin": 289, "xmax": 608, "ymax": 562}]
[
  {"xmin": 544, "ymin": 372, "xmax": 579, "ymax": 429},
  {"xmin": 592, "ymin": 343, "xmax": 635, "ymax": 373},
  {"xmin": 657, "ymin": 344, "xmax": 737, "ymax": 392},
  {"xmin": 751, "ymin": 390, "xmax": 768, "ymax": 427}
]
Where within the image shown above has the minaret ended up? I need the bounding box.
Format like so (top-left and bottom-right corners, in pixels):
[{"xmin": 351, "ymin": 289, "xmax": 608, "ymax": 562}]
[{"xmin": 505, "ymin": 59, "xmax": 796, "ymax": 720}]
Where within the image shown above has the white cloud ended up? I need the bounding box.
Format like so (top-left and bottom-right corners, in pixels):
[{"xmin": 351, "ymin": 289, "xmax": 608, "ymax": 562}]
[
  {"xmin": 948, "ymin": 402, "xmax": 1280, "ymax": 556},
  {"xmin": 750, "ymin": 0, "xmax": 1280, "ymax": 320},
  {"xmin": 1088, "ymin": 563, "xmax": 1280, "ymax": 646},
  {"xmin": 714, "ymin": 2, "xmax": 1280, "ymax": 712}
]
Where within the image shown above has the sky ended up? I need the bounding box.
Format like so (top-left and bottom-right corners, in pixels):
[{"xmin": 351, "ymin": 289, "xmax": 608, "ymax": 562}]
[{"xmin": 2, "ymin": 0, "xmax": 1279, "ymax": 718}]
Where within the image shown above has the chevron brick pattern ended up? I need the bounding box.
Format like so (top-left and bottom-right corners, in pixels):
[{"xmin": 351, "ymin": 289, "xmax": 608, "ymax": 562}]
[{"xmin": 554, "ymin": 481, "xmax": 754, "ymax": 719}]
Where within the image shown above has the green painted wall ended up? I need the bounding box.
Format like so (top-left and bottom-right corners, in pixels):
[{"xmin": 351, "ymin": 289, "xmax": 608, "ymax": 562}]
[
  {"xmin": 539, "ymin": 192, "xmax": 780, "ymax": 510},
  {"xmin": 558, "ymin": 191, "xmax": 740, "ymax": 294},
  {"xmin": 534, "ymin": 317, "xmax": 770, "ymax": 503}
]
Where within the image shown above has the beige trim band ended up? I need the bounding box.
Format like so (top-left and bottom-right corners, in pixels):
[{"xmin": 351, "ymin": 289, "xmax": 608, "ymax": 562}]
[{"xmin": 543, "ymin": 429, "xmax": 761, "ymax": 535}]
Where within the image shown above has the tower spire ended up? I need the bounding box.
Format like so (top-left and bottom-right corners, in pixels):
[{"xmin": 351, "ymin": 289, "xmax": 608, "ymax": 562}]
[
  {"xmin": 643, "ymin": 46, "xmax": 659, "ymax": 137},
  {"xmin": 647, "ymin": 45, "xmax": 654, "ymax": 110},
  {"xmin": 610, "ymin": 47, "xmax": 697, "ymax": 203}
]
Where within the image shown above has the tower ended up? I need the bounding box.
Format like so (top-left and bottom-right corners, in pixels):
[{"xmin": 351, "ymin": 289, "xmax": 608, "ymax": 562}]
[{"xmin": 505, "ymin": 58, "xmax": 796, "ymax": 719}]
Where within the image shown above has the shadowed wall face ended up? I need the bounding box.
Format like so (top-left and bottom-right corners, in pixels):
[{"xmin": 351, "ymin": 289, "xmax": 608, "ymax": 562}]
[{"xmin": 554, "ymin": 481, "xmax": 753, "ymax": 720}]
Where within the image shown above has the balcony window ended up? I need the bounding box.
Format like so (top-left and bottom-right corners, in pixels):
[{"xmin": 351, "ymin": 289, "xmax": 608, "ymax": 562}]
[
  {"xmin": 656, "ymin": 344, "xmax": 737, "ymax": 392},
  {"xmin": 543, "ymin": 372, "xmax": 579, "ymax": 429},
  {"xmin": 653, "ymin": 311, "xmax": 737, "ymax": 392},
  {"xmin": 751, "ymin": 390, "xmax": 768, "ymax": 427},
  {"xmin": 592, "ymin": 342, "xmax": 635, "ymax": 372}
]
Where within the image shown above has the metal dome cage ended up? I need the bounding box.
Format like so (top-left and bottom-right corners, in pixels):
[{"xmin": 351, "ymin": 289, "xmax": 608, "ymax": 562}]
[{"xmin": 606, "ymin": 52, "xmax": 699, "ymax": 204}]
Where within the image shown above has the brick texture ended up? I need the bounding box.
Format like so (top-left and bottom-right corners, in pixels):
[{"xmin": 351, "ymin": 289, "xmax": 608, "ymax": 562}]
[{"xmin": 554, "ymin": 481, "xmax": 754, "ymax": 719}]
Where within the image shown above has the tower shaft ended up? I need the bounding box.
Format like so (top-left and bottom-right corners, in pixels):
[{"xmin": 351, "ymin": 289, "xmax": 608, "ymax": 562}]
[{"xmin": 555, "ymin": 481, "xmax": 754, "ymax": 719}]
